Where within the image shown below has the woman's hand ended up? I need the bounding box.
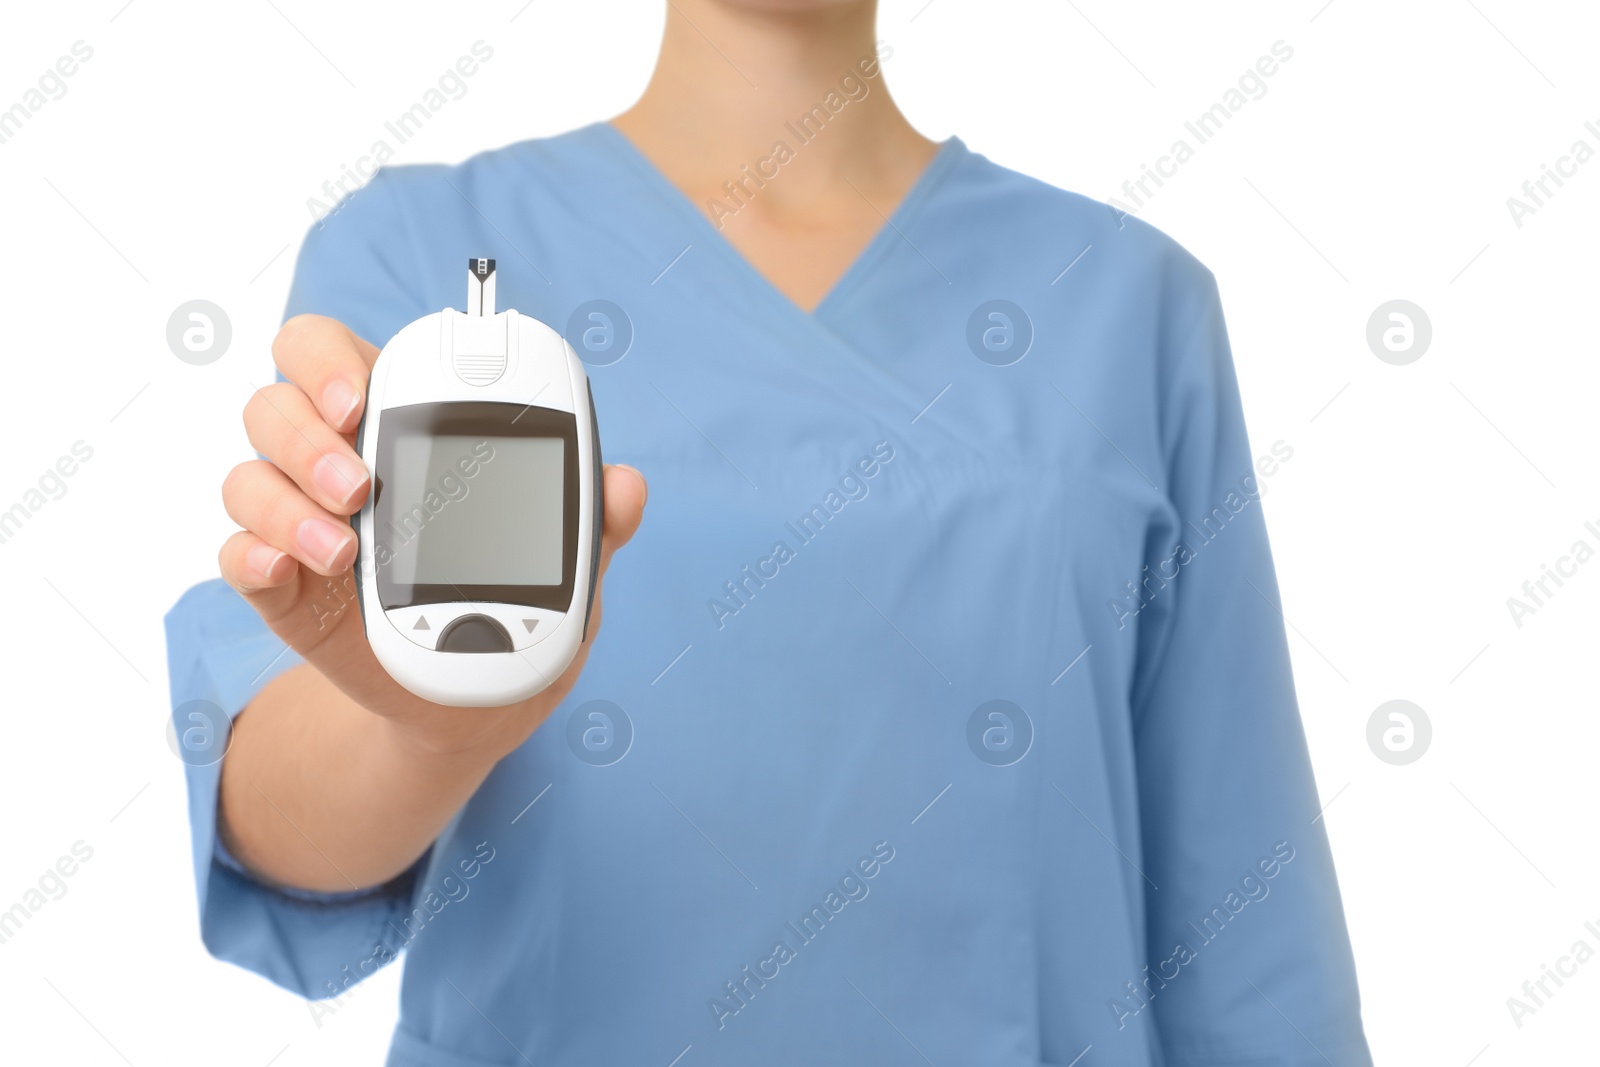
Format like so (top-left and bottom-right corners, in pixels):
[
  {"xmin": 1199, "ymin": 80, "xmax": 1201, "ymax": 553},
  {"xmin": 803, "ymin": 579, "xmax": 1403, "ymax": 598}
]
[{"xmin": 218, "ymin": 313, "xmax": 648, "ymax": 763}]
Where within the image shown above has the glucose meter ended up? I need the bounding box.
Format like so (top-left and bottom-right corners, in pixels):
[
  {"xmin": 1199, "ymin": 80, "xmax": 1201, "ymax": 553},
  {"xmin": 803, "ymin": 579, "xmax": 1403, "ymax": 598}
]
[{"xmin": 351, "ymin": 259, "xmax": 603, "ymax": 707}]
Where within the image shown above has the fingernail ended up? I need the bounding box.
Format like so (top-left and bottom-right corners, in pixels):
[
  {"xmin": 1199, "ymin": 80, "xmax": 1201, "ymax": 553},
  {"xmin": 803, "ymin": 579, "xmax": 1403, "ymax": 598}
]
[
  {"xmin": 296, "ymin": 518, "xmax": 355, "ymax": 571},
  {"xmin": 313, "ymin": 451, "xmax": 370, "ymax": 508},
  {"xmin": 323, "ymin": 380, "xmax": 362, "ymax": 431},
  {"xmin": 247, "ymin": 542, "xmax": 287, "ymax": 581}
]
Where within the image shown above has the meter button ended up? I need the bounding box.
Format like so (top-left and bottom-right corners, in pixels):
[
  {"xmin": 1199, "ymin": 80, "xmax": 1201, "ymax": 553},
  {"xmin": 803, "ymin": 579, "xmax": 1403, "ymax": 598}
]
[
  {"xmin": 503, "ymin": 606, "xmax": 565, "ymax": 650},
  {"xmin": 387, "ymin": 605, "xmax": 443, "ymax": 648},
  {"xmin": 436, "ymin": 614, "xmax": 514, "ymax": 653}
]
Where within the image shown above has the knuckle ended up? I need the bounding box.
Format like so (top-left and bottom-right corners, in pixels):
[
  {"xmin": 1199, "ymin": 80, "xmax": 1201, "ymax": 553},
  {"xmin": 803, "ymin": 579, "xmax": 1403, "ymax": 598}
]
[
  {"xmin": 223, "ymin": 461, "xmax": 292, "ymax": 532},
  {"xmin": 218, "ymin": 535, "xmax": 249, "ymax": 586},
  {"xmin": 258, "ymin": 485, "xmax": 300, "ymax": 535},
  {"xmin": 243, "ymin": 382, "xmax": 294, "ymax": 425},
  {"xmin": 241, "ymin": 386, "xmax": 265, "ymax": 426},
  {"xmin": 241, "ymin": 385, "xmax": 272, "ymax": 432},
  {"xmin": 220, "ymin": 461, "xmax": 257, "ymax": 506},
  {"xmin": 272, "ymin": 313, "xmax": 332, "ymax": 369},
  {"xmin": 245, "ymin": 387, "xmax": 319, "ymax": 462}
]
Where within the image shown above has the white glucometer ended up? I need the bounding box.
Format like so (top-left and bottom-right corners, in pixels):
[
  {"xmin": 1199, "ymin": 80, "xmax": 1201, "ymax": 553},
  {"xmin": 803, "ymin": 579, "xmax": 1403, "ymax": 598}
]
[{"xmin": 351, "ymin": 259, "xmax": 603, "ymax": 707}]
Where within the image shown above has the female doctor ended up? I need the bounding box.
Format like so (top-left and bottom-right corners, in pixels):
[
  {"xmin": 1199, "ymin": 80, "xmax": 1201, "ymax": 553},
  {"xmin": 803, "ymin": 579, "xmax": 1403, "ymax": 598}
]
[{"xmin": 166, "ymin": 1, "xmax": 1373, "ymax": 1064}]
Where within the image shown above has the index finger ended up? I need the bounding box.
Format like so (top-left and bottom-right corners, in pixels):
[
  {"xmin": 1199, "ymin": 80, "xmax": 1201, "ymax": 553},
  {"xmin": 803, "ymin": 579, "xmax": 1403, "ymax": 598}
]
[{"xmin": 272, "ymin": 314, "xmax": 381, "ymax": 434}]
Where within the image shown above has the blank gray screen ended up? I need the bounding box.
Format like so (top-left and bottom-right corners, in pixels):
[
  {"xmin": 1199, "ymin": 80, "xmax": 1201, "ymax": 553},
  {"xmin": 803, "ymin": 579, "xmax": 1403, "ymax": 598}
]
[{"xmin": 385, "ymin": 434, "xmax": 565, "ymax": 587}]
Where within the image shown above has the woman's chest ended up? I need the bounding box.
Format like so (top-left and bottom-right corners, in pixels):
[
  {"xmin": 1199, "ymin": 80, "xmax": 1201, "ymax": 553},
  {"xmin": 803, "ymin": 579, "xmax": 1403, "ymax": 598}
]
[{"xmin": 586, "ymin": 308, "xmax": 1167, "ymax": 704}]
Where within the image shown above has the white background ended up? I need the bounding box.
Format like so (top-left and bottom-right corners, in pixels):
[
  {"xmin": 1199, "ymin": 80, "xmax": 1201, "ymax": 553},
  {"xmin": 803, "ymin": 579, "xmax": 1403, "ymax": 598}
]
[{"xmin": 1, "ymin": 1, "xmax": 1595, "ymax": 1063}]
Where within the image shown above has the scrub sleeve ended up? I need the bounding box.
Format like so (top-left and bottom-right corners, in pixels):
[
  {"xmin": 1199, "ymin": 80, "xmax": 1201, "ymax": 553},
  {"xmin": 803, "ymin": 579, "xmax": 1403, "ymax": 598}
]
[
  {"xmin": 1131, "ymin": 271, "xmax": 1368, "ymax": 1063},
  {"xmin": 167, "ymin": 172, "xmax": 430, "ymax": 1000}
]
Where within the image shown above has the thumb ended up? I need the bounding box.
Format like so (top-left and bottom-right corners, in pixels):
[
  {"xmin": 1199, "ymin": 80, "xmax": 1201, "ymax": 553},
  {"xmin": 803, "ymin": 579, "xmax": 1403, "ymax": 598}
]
[{"xmin": 597, "ymin": 463, "xmax": 647, "ymax": 572}]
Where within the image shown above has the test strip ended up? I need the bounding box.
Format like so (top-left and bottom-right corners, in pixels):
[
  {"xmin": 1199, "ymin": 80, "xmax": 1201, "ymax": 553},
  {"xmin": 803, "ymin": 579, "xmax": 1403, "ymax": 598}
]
[{"xmin": 467, "ymin": 258, "xmax": 496, "ymax": 316}]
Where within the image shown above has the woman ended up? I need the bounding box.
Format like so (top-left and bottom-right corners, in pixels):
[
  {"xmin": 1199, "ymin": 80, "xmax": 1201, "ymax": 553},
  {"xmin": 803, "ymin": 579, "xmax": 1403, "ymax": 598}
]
[{"xmin": 167, "ymin": 1, "xmax": 1372, "ymax": 1063}]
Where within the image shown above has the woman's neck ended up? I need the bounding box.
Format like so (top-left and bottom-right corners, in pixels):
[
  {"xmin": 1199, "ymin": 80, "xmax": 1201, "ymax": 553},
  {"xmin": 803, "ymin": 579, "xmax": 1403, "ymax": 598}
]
[{"xmin": 611, "ymin": 0, "xmax": 935, "ymax": 220}]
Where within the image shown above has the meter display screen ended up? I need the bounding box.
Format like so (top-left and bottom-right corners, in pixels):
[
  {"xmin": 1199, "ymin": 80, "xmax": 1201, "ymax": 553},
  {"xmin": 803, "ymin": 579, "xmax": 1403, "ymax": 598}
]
[
  {"xmin": 384, "ymin": 435, "xmax": 565, "ymax": 587},
  {"xmin": 374, "ymin": 402, "xmax": 579, "ymax": 610}
]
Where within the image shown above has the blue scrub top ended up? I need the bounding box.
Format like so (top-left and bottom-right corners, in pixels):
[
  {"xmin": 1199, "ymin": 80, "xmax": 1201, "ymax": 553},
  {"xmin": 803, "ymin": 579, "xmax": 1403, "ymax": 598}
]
[{"xmin": 166, "ymin": 123, "xmax": 1372, "ymax": 1067}]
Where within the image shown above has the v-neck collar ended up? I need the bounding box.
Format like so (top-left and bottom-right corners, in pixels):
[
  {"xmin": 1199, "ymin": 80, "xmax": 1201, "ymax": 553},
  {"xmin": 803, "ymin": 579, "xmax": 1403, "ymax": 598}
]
[{"xmin": 587, "ymin": 120, "xmax": 965, "ymax": 323}]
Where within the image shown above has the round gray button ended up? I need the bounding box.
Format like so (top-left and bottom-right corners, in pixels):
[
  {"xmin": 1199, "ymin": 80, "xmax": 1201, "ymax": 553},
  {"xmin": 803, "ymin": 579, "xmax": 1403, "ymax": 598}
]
[{"xmin": 436, "ymin": 613, "xmax": 514, "ymax": 653}]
